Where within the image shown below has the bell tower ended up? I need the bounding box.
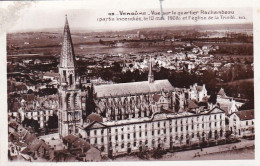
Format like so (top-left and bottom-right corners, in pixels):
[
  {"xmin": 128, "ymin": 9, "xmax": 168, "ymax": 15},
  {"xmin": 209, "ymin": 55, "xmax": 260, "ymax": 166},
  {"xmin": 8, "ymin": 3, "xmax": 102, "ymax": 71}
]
[{"xmin": 58, "ymin": 15, "xmax": 83, "ymax": 138}]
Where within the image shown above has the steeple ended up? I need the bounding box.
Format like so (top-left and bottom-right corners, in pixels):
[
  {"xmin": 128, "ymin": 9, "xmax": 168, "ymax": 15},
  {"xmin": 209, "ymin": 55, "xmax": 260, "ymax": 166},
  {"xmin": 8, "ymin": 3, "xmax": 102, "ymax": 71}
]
[
  {"xmin": 148, "ymin": 55, "xmax": 154, "ymax": 83},
  {"xmin": 58, "ymin": 15, "xmax": 77, "ymax": 88},
  {"xmin": 60, "ymin": 15, "xmax": 76, "ymax": 68}
]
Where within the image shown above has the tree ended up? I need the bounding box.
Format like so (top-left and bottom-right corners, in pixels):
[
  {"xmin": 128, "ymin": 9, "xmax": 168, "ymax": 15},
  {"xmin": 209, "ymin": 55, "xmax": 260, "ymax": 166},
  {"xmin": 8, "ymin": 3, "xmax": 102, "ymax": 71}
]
[
  {"xmin": 27, "ymin": 89, "xmax": 33, "ymax": 94},
  {"xmin": 208, "ymin": 93, "xmax": 217, "ymax": 104}
]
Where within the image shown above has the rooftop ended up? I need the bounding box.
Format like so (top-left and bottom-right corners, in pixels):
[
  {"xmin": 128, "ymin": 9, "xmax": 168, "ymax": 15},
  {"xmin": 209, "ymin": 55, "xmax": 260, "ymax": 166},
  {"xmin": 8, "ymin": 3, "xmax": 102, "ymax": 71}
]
[
  {"xmin": 94, "ymin": 79, "xmax": 174, "ymax": 98},
  {"xmin": 234, "ymin": 109, "xmax": 254, "ymax": 121}
]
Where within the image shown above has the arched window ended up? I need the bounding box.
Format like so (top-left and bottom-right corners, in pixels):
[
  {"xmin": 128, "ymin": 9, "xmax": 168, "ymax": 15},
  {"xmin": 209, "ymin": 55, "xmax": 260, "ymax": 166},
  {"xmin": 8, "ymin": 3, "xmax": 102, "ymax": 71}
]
[
  {"xmin": 73, "ymin": 93, "xmax": 78, "ymax": 109},
  {"xmin": 69, "ymin": 74, "xmax": 73, "ymax": 86},
  {"xmin": 66, "ymin": 93, "xmax": 71, "ymax": 109}
]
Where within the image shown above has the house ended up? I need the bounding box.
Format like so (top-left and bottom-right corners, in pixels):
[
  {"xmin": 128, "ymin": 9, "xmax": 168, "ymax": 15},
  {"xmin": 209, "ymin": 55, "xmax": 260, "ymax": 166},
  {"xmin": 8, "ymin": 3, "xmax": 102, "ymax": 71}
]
[
  {"xmin": 216, "ymin": 88, "xmax": 244, "ymax": 115},
  {"xmin": 62, "ymin": 134, "xmax": 101, "ymax": 161},
  {"xmin": 188, "ymin": 83, "xmax": 208, "ymax": 102},
  {"xmin": 228, "ymin": 109, "xmax": 254, "ymax": 138},
  {"xmin": 84, "ymin": 147, "xmax": 101, "ymax": 162}
]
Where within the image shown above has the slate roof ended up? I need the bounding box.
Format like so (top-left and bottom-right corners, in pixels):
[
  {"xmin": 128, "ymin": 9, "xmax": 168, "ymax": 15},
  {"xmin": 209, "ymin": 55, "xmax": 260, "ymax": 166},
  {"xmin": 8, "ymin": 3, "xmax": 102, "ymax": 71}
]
[
  {"xmin": 153, "ymin": 94, "xmax": 162, "ymax": 102},
  {"xmin": 187, "ymin": 100, "xmax": 199, "ymax": 109},
  {"xmin": 235, "ymin": 109, "xmax": 254, "ymax": 121},
  {"xmin": 94, "ymin": 79, "xmax": 174, "ymax": 98}
]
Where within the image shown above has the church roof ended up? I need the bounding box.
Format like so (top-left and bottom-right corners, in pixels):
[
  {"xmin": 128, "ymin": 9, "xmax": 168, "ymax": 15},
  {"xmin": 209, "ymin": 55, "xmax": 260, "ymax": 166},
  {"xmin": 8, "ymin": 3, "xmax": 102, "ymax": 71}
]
[
  {"xmin": 60, "ymin": 15, "xmax": 76, "ymax": 68},
  {"xmin": 94, "ymin": 79, "xmax": 174, "ymax": 98}
]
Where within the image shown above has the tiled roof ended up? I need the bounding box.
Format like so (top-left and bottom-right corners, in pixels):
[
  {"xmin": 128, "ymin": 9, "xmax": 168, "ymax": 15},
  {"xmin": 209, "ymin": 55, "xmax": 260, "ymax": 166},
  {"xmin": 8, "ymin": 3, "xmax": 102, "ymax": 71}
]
[
  {"xmin": 63, "ymin": 134, "xmax": 78, "ymax": 144},
  {"xmin": 235, "ymin": 109, "xmax": 254, "ymax": 121},
  {"xmin": 72, "ymin": 138, "xmax": 91, "ymax": 150},
  {"xmin": 86, "ymin": 113, "xmax": 103, "ymax": 123},
  {"xmin": 94, "ymin": 79, "xmax": 174, "ymax": 98}
]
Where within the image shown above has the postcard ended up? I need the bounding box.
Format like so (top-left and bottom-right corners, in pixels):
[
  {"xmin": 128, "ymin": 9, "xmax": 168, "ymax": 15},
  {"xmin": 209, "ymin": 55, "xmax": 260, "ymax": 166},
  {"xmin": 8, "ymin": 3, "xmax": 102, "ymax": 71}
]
[{"xmin": 0, "ymin": 0, "xmax": 259, "ymax": 166}]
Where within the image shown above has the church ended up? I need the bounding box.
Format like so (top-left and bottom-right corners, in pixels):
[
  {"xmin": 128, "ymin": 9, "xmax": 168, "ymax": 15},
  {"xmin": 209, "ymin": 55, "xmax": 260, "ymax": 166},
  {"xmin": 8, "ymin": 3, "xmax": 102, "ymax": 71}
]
[{"xmin": 58, "ymin": 16, "xmax": 226, "ymax": 157}]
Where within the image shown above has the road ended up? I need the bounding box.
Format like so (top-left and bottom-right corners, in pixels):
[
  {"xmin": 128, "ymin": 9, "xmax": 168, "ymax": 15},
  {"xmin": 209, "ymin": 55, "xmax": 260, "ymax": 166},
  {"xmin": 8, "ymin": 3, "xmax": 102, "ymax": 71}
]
[{"xmin": 113, "ymin": 139, "xmax": 254, "ymax": 161}]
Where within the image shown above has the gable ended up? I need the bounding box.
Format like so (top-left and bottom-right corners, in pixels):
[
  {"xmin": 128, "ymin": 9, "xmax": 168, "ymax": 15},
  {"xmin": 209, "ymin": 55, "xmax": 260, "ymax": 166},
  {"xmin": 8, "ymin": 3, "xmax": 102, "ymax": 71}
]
[{"xmin": 85, "ymin": 121, "xmax": 107, "ymax": 130}]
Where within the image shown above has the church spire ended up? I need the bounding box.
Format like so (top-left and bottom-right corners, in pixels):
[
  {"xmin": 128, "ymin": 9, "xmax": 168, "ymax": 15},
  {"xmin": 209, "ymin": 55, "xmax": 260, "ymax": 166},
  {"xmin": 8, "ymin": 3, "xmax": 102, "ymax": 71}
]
[
  {"xmin": 148, "ymin": 55, "xmax": 154, "ymax": 83},
  {"xmin": 60, "ymin": 15, "xmax": 76, "ymax": 68}
]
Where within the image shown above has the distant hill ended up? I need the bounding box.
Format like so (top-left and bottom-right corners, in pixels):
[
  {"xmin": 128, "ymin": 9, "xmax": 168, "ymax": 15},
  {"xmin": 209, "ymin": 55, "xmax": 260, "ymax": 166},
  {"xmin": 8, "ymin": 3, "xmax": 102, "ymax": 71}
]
[{"xmin": 9, "ymin": 23, "xmax": 252, "ymax": 35}]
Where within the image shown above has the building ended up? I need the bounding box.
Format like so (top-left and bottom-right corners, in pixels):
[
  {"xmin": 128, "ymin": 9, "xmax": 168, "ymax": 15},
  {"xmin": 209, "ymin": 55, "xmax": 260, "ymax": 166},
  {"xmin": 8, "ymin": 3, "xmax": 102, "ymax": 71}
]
[
  {"xmin": 78, "ymin": 107, "xmax": 225, "ymax": 157},
  {"xmin": 216, "ymin": 88, "xmax": 244, "ymax": 115},
  {"xmin": 188, "ymin": 83, "xmax": 208, "ymax": 102},
  {"xmin": 228, "ymin": 109, "xmax": 254, "ymax": 138}
]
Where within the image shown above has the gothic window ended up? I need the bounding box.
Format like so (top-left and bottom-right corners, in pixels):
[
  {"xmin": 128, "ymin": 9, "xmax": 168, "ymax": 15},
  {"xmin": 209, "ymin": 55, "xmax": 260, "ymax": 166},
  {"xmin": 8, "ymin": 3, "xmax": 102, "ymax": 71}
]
[
  {"xmin": 63, "ymin": 70, "xmax": 67, "ymax": 81},
  {"xmin": 66, "ymin": 93, "xmax": 71, "ymax": 109},
  {"xmin": 73, "ymin": 93, "xmax": 78, "ymax": 109},
  {"xmin": 69, "ymin": 74, "xmax": 73, "ymax": 86}
]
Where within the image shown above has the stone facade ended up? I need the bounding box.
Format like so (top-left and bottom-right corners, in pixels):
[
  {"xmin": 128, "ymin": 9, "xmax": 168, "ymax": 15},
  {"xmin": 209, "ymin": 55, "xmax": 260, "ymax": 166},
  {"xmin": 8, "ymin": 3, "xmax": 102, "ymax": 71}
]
[{"xmin": 79, "ymin": 107, "xmax": 225, "ymax": 157}]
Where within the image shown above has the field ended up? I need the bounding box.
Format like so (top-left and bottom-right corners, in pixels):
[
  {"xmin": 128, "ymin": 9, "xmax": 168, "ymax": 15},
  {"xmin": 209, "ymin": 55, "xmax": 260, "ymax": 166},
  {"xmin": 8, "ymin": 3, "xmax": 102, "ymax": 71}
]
[{"xmin": 7, "ymin": 32, "xmax": 187, "ymax": 55}]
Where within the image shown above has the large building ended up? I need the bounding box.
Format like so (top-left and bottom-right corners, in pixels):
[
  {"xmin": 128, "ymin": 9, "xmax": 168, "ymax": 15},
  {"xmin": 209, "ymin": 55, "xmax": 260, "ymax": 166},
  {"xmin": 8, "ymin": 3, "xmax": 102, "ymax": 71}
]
[
  {"xmin": 58, "ymin": 16, "xmax": 226, "ymax": 157},
  {"xmin": 79, "ymin": 107, "xmax": 225, "ymax": 157}
]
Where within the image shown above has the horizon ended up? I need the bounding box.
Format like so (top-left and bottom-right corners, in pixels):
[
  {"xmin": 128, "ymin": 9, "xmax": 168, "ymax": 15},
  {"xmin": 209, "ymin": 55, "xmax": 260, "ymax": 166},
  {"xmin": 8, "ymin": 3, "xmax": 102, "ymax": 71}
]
[{"xmin": 8, "ymin": 22, "xmax": 253, "ymax": 33}]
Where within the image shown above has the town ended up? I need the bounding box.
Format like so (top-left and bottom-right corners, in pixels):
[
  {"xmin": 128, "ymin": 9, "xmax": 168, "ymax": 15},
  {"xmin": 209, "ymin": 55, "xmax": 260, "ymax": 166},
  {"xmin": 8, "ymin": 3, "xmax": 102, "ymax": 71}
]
[{"xmin": 7, "ymin": 16, "xmax": 254, "ymax": 162}]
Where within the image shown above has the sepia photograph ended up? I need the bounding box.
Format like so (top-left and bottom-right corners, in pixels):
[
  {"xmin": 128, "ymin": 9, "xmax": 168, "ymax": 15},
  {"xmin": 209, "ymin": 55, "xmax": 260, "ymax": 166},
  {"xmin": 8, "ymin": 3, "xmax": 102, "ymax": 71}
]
[{"xmin": 1, "ymin": 0, "xmax": 258, "ymax": 164}]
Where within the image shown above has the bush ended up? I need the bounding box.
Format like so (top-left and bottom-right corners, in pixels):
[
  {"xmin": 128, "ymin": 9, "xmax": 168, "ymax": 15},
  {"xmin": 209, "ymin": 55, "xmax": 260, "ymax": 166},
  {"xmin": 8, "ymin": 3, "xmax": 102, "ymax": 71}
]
[{"xmin": 152, "ymin": 149, "xmax": 167, "ymax": 159}]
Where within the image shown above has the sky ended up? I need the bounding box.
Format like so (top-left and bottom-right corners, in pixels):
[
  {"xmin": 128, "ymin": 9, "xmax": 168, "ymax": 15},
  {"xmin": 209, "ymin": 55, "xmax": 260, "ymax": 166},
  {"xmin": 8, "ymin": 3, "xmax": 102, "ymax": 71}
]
[{"xmin": 0, "ymin": 0, "xmax": 253, "ymax": 32}]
